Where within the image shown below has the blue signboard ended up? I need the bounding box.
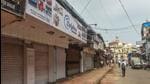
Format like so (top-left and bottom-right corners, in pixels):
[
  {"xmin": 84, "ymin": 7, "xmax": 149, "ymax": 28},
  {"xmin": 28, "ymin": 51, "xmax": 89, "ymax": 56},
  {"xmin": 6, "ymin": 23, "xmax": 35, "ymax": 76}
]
[{"xmin": 143, "ymin": 22, "xmax": 150, "ymax": 27}]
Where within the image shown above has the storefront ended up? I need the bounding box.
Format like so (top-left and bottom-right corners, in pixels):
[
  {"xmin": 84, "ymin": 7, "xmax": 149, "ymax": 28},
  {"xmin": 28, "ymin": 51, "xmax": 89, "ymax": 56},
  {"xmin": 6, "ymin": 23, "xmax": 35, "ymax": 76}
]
[
  {"xmin": 94, "ymin": 50, "xmax": 101, "ymax": 68},
  {"xmin": 55, "ymin": 47, "xmax": 66, "ymax": 80},
  {"xmin": 81, "ymin": 47, "xmax": 95, "ymax": 72},
  {"xmin": 1, "ymin": 37, "xmax": 24, "ymax": 84},
  {"xmin": 34, "ymin": 43, "xmax": 49, "ymax": 84},
  {"xmin": 1, "ymin": 0, "xmax": 25, "ymax": 83},
  {"xmin": 1, "ymin": 0, "xmax": 87, "ymax": 84},
  {"xmin": 94, "ymin": 49, "xmax": 106, "ymax": 68},
  {"xmin": 66, "ymin": 44, "xmax": 81, "ymax": 76}
]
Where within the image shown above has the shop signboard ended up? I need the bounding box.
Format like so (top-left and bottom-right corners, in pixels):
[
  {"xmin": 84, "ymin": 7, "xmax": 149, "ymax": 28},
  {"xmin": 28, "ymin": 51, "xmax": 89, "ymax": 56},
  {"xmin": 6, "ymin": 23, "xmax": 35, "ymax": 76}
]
[
  {"xmin": 52, "ymin": 0, "xmax": 87, "ymax": 43},
  {"xmin": 26, "ymin": 0, "xmax": 52, "ymax": 24},
  {"xmin": 143, "ymin": 22, "xmax": 150, "ymax": 27},
  {"xmin": 1, "ymin": 0, "xmax": 25, "ymax": 16}
]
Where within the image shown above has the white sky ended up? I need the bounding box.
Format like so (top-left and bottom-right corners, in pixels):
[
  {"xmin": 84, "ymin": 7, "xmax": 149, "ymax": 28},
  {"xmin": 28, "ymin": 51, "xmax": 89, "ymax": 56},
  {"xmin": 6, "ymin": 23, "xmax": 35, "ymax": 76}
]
[{"xmin": 66, "ymin": 0, "xmax": 150, "ymax": 44}]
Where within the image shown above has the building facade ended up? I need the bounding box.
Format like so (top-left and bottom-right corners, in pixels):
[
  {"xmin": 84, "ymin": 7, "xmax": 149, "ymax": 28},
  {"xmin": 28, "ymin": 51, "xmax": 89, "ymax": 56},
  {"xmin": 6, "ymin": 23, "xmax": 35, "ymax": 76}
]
[
  {"xmin": 1, "ymin": 0, "xmax": 88, "ymax": 84},
  {"xmin": 109, "ymin": 37, "xmax": 134, "ymax": 61},
  {"xmin": 141, "ymin": 21, "xmax": 150, "ymax": 62}
]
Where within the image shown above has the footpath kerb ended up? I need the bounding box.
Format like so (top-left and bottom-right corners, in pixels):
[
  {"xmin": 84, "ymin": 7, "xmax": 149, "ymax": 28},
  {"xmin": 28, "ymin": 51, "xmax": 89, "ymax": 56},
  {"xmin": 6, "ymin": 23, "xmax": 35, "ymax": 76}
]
[{"xmin": 56, "ymin": 65, "xmax": 114, "ymax": 84}]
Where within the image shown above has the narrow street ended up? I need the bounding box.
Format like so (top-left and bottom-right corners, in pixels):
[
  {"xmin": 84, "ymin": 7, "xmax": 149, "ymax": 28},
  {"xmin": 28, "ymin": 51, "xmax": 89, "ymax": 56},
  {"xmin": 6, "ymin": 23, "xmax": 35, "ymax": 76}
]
[
  {"xmin": 1, "ymin": 0, "xmax": 150, "ymax": 84},
  {"xmin": 100, "ymin": 65, "xmax": 150, "ymax": 84}
]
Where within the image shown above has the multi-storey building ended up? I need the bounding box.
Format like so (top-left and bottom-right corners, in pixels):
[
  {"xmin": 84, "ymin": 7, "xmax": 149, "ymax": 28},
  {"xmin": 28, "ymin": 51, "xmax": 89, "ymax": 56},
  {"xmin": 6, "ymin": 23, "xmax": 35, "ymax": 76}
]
[
  {"xmin": 1, "ymin": 0, "xmax": 106, "ymax": 84},
  {"xmin": 86, "ymin": 28, "xmax": 106, "ymax": 68},
  {"xmin": 1, "ymin": 0, "xmax": 88, "ymax": 84},
  {"xmin": 141, "ymin": 21, "xmax": 150, "ymax": 62},
  {"xmin": 109, "ymin": 37, "xmax": 134, "ymax": 61}
]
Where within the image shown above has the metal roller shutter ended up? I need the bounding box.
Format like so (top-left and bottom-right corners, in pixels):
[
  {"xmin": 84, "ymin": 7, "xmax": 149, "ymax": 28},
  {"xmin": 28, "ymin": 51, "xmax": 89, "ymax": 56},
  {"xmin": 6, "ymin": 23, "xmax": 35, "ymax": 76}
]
[
  {"xmin": 1, "ymin": 42, "xmax": 23, "ymax": 84},
  {"xmin": 83, "ymin": 55, "xmax": 94, "ymax": 71},
  {"xmin": 34, "ymin": 44, "xmax": 49, "ymax": 84},
  {"xmin": 66, "ymin": 49, "xmax": 80, "ymax": 76},
  {"xmin": 56, "ymin": 47, "xmax": 66, "ymax": 79}
]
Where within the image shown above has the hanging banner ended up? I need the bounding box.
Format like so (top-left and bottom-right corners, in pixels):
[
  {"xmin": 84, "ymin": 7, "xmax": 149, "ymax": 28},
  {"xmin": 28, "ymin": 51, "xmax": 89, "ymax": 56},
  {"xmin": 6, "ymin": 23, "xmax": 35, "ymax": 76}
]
[
  {"xmin": 52, "ymin": 0, "xmax": 87, "ymax": 43},
  {"xmin": 1, "ymin": 0, "xmax": 25, "ymax": 16},
  {"xmin": 26, "ymin": 0, "xmax": 52, "ymax": 24}
]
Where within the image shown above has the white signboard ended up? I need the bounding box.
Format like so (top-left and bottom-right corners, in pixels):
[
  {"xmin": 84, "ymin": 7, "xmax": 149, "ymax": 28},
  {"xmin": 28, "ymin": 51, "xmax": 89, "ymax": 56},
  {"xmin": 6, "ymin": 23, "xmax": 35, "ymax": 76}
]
[
  {"xmin": 26, "ymin": 0, "xmax": 87, "ymax": 43},
  {"xmin": 52, "ymin": 0, "xmax": 87, "ymax": 43},
  {"xmin": 26, "ymin": 0, "xmax": 52, "ymax": 24}
]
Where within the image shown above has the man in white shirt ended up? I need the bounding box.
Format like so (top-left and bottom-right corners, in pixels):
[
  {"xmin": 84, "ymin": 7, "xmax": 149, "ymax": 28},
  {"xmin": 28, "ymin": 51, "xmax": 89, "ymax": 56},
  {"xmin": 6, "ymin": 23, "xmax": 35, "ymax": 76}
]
[{"xmin": 121, "ymin": 59, "xmax": 127, "ymax": 77}]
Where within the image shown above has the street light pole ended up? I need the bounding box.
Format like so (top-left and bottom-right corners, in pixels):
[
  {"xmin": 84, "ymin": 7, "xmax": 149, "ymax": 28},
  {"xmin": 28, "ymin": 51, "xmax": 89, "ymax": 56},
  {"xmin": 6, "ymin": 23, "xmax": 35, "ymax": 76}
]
[
  {"xmin": 89, "ymin": 24, "xmax": 97, "ymax": 27},
  {"xmin": 89, "ymin": 24, "xmax": 98, "ymax": 29}
]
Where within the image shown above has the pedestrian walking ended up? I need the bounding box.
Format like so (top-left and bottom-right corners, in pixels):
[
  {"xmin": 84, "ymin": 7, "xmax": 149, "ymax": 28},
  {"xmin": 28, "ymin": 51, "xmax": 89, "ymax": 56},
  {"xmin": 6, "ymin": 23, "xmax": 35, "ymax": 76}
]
[
  {"xmin": 118, "ymin": 60, "xmax": 121, "ymax": 68},
  {"xmin": 115, "ymin": 56, "xmax": 118, "ymax": 64},
  {"xmin": 127, "ymin": 52, "xmax": 132, "ymax": 66},
  {"xmin": 121, "ymin": 59, "xmax": 127, "ymax": 77}
]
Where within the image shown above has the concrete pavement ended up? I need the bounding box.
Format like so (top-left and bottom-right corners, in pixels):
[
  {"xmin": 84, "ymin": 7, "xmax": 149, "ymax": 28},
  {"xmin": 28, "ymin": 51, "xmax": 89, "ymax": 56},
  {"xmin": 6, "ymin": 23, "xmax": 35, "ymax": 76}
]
[
  {"xmin": 116, "ymin": 67, "xmax": 150, "ymax": 84},
  {"xmin": 56, "ymin": 65, "xmax": 113, "ymax": 84},
  {"xmin": 100, "ymin": 65, "xmax": 120, "ymax": 84},
  {"xmin": 100, "ymin": 64, "xmax": 150, "ymax": 84}
]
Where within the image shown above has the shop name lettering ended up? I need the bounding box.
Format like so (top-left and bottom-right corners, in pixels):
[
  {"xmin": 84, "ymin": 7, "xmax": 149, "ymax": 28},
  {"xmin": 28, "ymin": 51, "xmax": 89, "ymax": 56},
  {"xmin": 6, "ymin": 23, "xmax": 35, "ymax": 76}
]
[
  {"xmin": 64, "ymin": 15, "xmax": 77, "ymax": 34},
  {"xmin": 2, "ymin": 0, "xmax": 16, "ymax": 10},
  {"xmin": 30, "ymin": 9, "xmax": 50, "ymax": 23},
  {"xmin": 53, "ymin": 4, "xmax": 63, "ymax": 16}
]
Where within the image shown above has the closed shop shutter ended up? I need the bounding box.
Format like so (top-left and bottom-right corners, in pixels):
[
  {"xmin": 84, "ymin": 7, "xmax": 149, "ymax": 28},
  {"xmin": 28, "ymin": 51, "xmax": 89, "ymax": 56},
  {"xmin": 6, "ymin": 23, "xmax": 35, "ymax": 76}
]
[
  {"xmin": 34, "ymin": 44, "xmax": 49, "ymax": 84},
  {"xmin": 66, "ymin": 49, "xmax": 80, "ymax": 76},
  {"xmin": 56, "ymin": 47, "xmax": 66, "ymax": 79},
  {"xmin": 83, "ymin": 54, "xmax": 94, "ymax": 71},
  {"xmin": 1, "ymin": 42, "xmax": 23, "ymax": 84}
]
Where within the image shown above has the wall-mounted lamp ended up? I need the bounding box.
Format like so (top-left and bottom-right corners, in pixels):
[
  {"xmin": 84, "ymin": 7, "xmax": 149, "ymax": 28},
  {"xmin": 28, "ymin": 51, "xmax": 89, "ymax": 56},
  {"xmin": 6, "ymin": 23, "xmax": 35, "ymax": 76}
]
[
  {"xmin": 59, "ymin": 36, "xmax": 66, "ymax": 38},
  {"xmin": 47, "ymin": 31, "xmax": 55, "ymax": 35}
]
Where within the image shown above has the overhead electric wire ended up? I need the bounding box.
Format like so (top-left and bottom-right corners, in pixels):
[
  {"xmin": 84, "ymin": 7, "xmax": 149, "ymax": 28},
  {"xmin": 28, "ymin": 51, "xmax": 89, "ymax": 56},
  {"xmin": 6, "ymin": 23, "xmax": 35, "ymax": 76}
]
[
  {"xmin": 80, "ymin": 0, "xmax": 114, "ymax": 28},
  {"xmin": 69, "ymin": 0, "xmax": 141, "ymax": 34},
  {"xmin": 70, "ymin": 0, "xmax": 98, "ymax": 26},
  {"xmin": 98, "ymin": 0, "xmax": 114, "ymax": 26},
  {"xmin": 84, "ymin": 9, "xmax": 98, "ymax": 24},
  {"xmin": 118, "ymin": 0, "xmax": 140, "ymax": 35},
  {"xmin": 95, "ymin": 24, "xmax": 140, "ymax": 31},
  {"xmin": 80, "ymin": 0, "xmax": 92, "ymax": 15},
  {"xmin": 72, "ymin": 0, "xmax": 80, "ymax": 3}
]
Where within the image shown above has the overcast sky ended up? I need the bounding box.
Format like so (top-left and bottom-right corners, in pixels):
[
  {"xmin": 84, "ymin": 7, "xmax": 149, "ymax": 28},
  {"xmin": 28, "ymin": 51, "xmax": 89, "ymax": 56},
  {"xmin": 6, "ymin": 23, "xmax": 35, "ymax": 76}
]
[{"xmin": 66, "ymin": 0, "xmax": 150, "ymax": 44}]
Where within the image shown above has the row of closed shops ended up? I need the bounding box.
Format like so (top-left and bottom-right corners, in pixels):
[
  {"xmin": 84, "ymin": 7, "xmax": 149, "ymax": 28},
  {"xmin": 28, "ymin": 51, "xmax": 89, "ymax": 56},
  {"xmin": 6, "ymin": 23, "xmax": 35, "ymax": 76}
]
[
  {"xmin": 1, "ymin": 7, "xmax": 88, "ymax": 84},
  {"xmin": 1, "ymin": 36, "xmax": 100, "ymax": 84},
  {"xmin": 66, "ymin": 44, "xmax": 95, "ymax": 75},
  {"xmin": 1, "ymin": 36, "xmax": 66, "ymax": 84},
  {"xmin": 1, "ymin": 0, "xmax": 105, "ymax": 84}
]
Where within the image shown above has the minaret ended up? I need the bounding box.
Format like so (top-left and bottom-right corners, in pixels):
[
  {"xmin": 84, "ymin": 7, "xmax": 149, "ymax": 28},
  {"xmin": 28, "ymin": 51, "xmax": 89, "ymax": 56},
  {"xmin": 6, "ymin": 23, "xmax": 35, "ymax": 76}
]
[{"xmin": 115, "ymin": 36, "xmax": 119, "ymax": 42}]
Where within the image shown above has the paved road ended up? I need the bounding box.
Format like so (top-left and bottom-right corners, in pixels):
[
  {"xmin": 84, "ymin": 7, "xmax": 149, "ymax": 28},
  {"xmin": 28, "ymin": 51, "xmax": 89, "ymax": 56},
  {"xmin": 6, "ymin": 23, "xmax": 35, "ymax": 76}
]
[{"xmin": 101, "ymin": 65, "xmax": 150, "ymax": 84}]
